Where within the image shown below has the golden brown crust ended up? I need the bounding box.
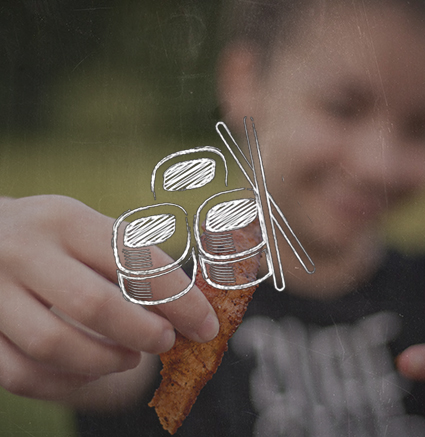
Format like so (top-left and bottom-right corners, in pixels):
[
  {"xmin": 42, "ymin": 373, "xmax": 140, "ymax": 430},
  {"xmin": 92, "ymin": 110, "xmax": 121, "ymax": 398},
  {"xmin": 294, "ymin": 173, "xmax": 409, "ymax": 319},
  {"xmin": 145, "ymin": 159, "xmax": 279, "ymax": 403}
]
[{"xmin": 148, "ymin": 221, "xmax": 262, "ymax": 434}]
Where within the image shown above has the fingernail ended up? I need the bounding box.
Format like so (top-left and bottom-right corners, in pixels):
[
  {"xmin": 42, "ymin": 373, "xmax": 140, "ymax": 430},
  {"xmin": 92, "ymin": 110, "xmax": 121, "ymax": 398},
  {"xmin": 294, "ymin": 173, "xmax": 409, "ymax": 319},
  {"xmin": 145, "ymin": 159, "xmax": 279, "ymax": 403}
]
[
  {"xmin": 118, "ymin": 350, "xmax": 141, "ymax": 372},
  {"xmin": 196, "ymin": 312, "xmax": 219, "ymax": 343},
  {"xmin": 160, "ymin": 328, "xmax": 176, "ymax": 352},
  {"xmin": 83, "ymin": 374, "xmax": 102, "ymax": 383}
]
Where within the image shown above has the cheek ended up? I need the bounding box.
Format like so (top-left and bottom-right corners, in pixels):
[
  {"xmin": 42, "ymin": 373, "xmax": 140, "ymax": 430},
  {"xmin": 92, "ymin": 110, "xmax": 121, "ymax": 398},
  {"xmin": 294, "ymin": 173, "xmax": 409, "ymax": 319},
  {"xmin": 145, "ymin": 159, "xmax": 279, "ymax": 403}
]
[
  {"xmin": 260, "ymin": 122, "xmax": 342, "ymax": 188},
  {"xmin": 253, "ymin": 90, "xmax": 346, "ymax": 193},
  {"xmin": 404, "ymin": 159, "xmax": 425, "ymax": 200},
  {"xmin": 390, "ymin": 147, "xmax": 425, "ymax": 197}
]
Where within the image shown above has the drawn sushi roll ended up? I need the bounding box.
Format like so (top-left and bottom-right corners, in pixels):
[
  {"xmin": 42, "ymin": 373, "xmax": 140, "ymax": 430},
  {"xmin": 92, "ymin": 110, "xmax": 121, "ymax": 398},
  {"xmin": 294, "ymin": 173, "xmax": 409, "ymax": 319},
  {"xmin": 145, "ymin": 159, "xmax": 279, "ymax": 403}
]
[
  {"xmin": 112, "ymin": 203, "xmax": 196, "ymax": 305},
  {"xmin": 194, "ymin": 188, "xmax": 273, "ymax": 290}
]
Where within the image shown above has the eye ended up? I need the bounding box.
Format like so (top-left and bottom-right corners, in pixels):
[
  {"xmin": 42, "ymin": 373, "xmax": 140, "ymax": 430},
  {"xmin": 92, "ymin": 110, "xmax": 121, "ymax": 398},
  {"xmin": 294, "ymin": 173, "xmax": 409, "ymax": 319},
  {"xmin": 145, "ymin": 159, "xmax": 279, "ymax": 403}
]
[
  {"xmin": 318, "ymin": 85, "xmax": 370, "ymax": 121},
  {"xmin": 323, "ymin": 99, "xmax": 360, "ymax": 119}
]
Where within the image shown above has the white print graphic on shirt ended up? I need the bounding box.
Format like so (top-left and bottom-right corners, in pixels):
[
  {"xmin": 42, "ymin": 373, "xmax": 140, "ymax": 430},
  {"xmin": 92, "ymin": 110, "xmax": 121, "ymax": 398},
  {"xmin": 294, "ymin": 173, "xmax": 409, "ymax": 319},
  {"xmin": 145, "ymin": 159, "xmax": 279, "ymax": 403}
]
[{"xmin": 232, "ymin": 312, "xmax": 425, "ymax": 436}]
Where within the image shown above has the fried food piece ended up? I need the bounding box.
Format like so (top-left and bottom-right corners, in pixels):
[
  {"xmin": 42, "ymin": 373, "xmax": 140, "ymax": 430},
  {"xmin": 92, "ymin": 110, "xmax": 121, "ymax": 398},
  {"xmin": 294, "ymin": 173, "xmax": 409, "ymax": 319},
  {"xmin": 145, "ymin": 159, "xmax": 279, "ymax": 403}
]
[{"xmin": 148, "ymin": 221, "xmax": 262, "ymax": 434}]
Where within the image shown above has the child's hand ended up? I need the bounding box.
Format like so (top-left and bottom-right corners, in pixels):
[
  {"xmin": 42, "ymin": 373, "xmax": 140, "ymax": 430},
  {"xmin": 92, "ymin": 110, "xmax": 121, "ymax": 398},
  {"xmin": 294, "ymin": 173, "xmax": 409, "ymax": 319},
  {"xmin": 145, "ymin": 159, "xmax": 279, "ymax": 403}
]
[
  {"xmin": 397, "ymin": 344, "xmax": 425, "ymax": 381},
  {"xmin": 0, "ymin": 195, "xmax": 218, "ymax": 401}
]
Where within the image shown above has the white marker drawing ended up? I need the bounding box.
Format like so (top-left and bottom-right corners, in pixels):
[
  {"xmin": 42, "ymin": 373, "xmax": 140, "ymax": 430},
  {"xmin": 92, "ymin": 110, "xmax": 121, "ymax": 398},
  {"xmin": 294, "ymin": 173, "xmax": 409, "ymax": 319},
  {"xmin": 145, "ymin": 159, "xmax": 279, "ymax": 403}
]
[
  {"xmin": 194, "ymin": 188, "xmax": 274, "ymax": 290},
  {"xmin": 112, "ymin": 204, "xmax": 196, "ymax": 305},
  {"xmin": 151, "ymin": 146, "xmax": 228, "ymax": 200},
  {"xmin": 112, "ymin": 117, "xmax": 315, "ymax": 305},
  {"xmin": 215, "ymin": 117, "xmax": 315, "ymax": 290},
  {"xmin": 205, "ymin": 198, "xmax": 258, "ymax": 233}
]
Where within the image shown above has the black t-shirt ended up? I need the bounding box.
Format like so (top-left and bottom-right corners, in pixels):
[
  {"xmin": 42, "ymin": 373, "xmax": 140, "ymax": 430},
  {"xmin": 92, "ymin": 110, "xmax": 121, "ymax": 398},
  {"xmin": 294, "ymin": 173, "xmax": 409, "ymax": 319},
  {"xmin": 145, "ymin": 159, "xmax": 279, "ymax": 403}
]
[{"xmin": 76, "ymin": 251, "xmax": 425, "ymax": 436}]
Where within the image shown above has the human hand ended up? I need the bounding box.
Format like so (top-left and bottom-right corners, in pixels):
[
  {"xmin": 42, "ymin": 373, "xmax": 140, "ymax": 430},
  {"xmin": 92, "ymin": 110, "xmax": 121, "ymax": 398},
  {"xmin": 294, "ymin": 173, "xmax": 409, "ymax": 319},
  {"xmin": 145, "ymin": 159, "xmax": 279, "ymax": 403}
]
[
  {"xmin": 0, "ymin": 195, "xmax": 218, "ymax": 402},
  {"xmin": 397, "ymin": 344, "xmax": 425, "ymax": 381}
]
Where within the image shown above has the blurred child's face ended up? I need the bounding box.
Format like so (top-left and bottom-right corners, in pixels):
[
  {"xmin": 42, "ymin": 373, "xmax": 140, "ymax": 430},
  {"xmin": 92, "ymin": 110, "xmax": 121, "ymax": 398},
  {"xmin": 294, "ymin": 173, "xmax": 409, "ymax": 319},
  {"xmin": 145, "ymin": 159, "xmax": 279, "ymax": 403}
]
[{"xmin": 225, "ymin": 4, "xmax": 425, "ymax": 252}]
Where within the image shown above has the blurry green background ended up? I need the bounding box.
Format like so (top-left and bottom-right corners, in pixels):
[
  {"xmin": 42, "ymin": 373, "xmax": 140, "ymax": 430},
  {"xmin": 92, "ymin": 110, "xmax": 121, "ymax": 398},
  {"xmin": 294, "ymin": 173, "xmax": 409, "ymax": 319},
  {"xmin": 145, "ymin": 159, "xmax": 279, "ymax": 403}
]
[{"xmin": 0, "ymin": 1, "xmax": 424, "ymax": 436}]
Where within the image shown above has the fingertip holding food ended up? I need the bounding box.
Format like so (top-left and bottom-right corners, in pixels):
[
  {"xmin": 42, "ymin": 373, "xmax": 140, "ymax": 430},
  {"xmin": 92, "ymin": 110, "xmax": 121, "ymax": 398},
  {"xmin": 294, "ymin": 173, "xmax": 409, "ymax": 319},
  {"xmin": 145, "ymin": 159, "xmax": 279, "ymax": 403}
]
[
  {"xmin": 110, "ymin": 348, "xmax": 141, "ymax": 374},
  {"xmin": 160, "ymin": 328, "xmax": 177, "ymax": 353},
  {"xmin": 396, "ymin": 345, "xmax": 425, "ymax": 381},
  {"xmin": 195, "ymin": 311, "xmax": 220, "ymax": 343},
  {"xmin": 122, "ymin": 350, "xmax": 143, "ymax": 371}
]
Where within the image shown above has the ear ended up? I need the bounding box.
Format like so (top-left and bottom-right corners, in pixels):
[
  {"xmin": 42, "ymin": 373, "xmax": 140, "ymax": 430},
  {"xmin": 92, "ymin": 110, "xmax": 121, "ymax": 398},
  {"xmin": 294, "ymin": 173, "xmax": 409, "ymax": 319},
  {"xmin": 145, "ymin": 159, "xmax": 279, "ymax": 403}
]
[{"xmin": 216, "ymin": 43, "xmax": 263, "ymax": 131}]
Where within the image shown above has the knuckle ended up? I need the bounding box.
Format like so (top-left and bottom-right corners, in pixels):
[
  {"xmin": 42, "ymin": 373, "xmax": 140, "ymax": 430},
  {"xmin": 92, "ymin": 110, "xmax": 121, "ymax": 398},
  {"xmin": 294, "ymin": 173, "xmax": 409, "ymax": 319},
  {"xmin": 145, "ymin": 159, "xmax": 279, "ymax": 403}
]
[
  {"xmin": 11, "ymin": 195, "xmax": 82, "ymax": 234},
  {"xmin": 0, "ymin": 236, "xmax": 20, "ymax": 266},
  {"xmin": 0, "ymin": 228, "xmax": 33, "ymax": 268},
  {"xmin": 34, "ymin": 195, "xmax": 78, "ymax": 230},
  {"xmin": 0, "ymin": 198, "xmax": 57, "ymax": 265},
  {"xmin": 68, "ymin": 288, "xmax": 106, "ymax": 326}
]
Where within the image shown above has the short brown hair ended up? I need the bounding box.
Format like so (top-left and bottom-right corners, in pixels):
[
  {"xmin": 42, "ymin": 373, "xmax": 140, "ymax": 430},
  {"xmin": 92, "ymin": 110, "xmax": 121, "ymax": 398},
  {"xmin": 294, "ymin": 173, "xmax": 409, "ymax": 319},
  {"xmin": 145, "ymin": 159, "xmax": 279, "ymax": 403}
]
[{"xmin": 219, "ymin": 0, "xmax": 425, "ymax": 60}]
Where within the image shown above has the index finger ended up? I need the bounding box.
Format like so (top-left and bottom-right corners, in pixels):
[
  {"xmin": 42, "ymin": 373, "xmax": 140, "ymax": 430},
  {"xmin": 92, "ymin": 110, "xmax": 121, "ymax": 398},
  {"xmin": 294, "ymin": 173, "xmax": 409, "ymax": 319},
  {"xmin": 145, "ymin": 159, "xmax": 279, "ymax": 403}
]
[
  {"xmin": 62, "ymin": 200, "xmax": 219, "ymax": 343},
  {"xmin": 143, "ymin": 262, "xmax": 220, "ymax": 343}
]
